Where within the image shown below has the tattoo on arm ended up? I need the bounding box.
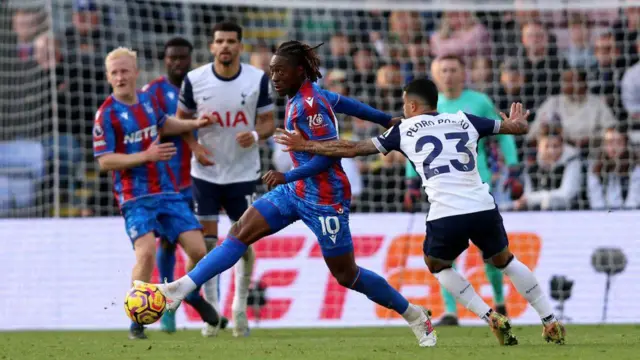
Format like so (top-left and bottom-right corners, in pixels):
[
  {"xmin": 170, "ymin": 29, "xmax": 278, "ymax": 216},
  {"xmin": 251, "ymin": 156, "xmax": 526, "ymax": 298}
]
[
  {"xmin": 303, "ymin": 139, "xmax": 380, "ymax": 158},
  {"xmin": 498, "ymin": 120, "xmax": 528, "ymax": 135}
]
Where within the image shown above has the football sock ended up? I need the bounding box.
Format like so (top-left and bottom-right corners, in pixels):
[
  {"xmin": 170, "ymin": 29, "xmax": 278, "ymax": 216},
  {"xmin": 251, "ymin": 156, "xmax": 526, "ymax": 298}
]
[
  {"xmin": 440, "ymin": 263, "xmax": 459, "ymax": 315},
  {"xmin": 402, "ymin": 304, "xmax": 424, "ymax": 323},
  {"xmin": 485, "ymin": 263, "xmax": 505, "ymax": 305},
  {"xmin": 350, "ymin": 266, "xmax": 410, "ymax": 315},
  {"xmin": 187, "ymin": 236, "xmax": 248, "ymax": 289},
  {"xmin": 202, "ymin": 236, "xmax": 220, "ymax": 307},
  {"xmin": 434, "ymin": 267, "xmax": 492, "ymax": 321},
  {"xmin": 232, "ymin": 246, "xmax": 255, "ymax": 312},
  {"xmin": 156, "ymin": 240, "xmax": 176, "ymax": 283},
  {"xmin": 500, "ymin": 256, "xmax": 555, "ymax": 323},
  {"xmin": 130, "ymin": 321, "xmax": 143, "ymax": 331}
]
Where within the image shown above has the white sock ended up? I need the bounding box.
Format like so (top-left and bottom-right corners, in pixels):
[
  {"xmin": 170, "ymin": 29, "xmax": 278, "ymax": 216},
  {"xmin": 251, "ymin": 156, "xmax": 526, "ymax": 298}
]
[
  {"xmin": 401, "ymin": 304, "xmax": 423, "ymax": 323},
  {"xmin": 501, "ymin": 257, "xmax": 555, "ymax": 323},
  {"xmin": 232, "ymin": 246, "xmax": 255, "ymax": 313},
  {"xmin": 173, "ymin": 276, "xmax": 197, "ymax": 297},
  {"xmin": 434, "ymin": 268, "xmax": 492, "ymax": 321},
  {"xmin": 203, "ymin": 275, "xmax": 220, "ymax": 307}
]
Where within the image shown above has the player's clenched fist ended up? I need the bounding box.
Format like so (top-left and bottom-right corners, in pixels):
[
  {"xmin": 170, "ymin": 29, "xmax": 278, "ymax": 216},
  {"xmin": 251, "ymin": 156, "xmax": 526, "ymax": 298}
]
[
  {"xmin": 236, "ymin": 131, "xmax": 256, "ymax": 148},
  {"xmin": 262, "ymin": 170, "xmax": 286, "ymax": 189},
  {"xmin": 274, "ymin": 125, "xmax": 306, "ymax": 152},
  {"xmin": 145, "ymin": 137, "xmax": 177, "ymax": 162}
]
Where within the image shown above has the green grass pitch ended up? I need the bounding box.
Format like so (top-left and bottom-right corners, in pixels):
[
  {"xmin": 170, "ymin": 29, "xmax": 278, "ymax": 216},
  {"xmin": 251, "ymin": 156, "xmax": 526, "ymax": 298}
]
[{"xmin": 1, "ymin": 325, "xmax": 639, "ymax": 360}]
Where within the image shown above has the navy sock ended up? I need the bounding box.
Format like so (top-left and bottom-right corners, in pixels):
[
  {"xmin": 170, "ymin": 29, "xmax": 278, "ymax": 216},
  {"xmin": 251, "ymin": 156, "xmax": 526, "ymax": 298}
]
[
  {"xmin": 350, "ymin": 266, "xmax": 409, "ymax": 314},
  {"xmin": 156, "ymin": 241, "xmax": 176, "ymax": 283},
  {"xmin": 187, "ymin": 236, "xmax": 247, "ymax": 287},
  {"xmin": 184, "ymin": 287, "xmax": 205, "ymax": 304},
  {"xmin": 130, "ymin": 321, "xmax": 143, "ymax": 331}
]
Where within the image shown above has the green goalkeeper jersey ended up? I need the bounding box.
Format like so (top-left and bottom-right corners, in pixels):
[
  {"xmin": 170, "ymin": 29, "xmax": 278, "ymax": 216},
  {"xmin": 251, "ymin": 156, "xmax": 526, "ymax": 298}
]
[{"xmin": 404, "ymin": 89, "xmax": 519, "ymax": 187}]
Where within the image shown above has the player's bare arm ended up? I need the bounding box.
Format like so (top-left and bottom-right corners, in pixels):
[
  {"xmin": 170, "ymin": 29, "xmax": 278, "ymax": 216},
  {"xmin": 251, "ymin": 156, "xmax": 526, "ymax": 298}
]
[
  {"xmin": 498, "ymin": 102, "xmax": 530, "ymax": 135},
  {"xmin": 161, "ymin": 114, "xmax": 214, "ymax": 136},
  {"xmin": 236, "ymin": 111, "xmax": 275, "ymax": 148},
  {"xmin": 274, "ymin": 127, "xmax": 379, "ymax": 158},
  {"xmin": 97, "ymin": 138, "xmax": 177, "ymax": 171}
]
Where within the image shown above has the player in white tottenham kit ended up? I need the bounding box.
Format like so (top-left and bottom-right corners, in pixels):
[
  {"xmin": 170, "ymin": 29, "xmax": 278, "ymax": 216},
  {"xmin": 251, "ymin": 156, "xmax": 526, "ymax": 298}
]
[
  {"xmin": 275, "ymin": 78, "xmax": 566, "ymax": 346},
  {"xmin": 177, "ymin": 22, "xmax": 275, "ymax": 337}
]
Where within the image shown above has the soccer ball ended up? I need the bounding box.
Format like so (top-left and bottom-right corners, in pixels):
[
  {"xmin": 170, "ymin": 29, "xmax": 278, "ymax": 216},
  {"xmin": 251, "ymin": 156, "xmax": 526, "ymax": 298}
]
[{"xmin": 124, "ymin": 283, "xmax": 166, "ymax": 325}]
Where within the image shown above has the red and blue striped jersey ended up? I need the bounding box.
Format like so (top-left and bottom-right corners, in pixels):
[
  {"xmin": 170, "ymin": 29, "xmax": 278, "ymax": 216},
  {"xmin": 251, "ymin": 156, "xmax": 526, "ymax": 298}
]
[
  {"xmin": 285, "ymin": 81, "xmax": 351, "ymax": 205},
  {"xmin": 93, "ymin": 91, "xmax": 178, "ymax": 206},
  {"xmin": 142, "ymin": 76, "xmax": 192, "ymax": 190}
]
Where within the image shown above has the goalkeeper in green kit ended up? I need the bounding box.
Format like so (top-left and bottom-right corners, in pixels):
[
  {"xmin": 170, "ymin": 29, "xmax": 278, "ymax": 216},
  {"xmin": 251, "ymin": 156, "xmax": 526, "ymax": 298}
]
[{"xmin": 405, "ymin": 55, "xmax": 519, "ymax": 326}]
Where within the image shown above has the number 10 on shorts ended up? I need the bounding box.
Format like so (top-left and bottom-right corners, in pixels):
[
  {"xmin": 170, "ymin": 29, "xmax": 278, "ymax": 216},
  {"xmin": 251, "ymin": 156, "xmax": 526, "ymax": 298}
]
[{"xmin": 318, "ymin": 216, "xmax": 340, "ymax": 243}]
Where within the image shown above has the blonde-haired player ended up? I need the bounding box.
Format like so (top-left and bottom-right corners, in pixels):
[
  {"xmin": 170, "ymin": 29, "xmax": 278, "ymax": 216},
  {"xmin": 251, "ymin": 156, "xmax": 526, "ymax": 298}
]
[{"xmin": 95, "ymin": 47, "xmax": 224, "ymax": 339}]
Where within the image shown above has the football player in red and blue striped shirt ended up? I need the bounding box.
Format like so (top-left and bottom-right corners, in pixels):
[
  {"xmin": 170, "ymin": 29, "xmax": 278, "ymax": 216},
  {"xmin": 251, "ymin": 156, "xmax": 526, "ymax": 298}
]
[
  {"xmin": 137, "ymin": 41, "xmax": 437, "ymax": 348},
  {"xmin": 94, "ymin": 47, "xmax": 224, "ymax": 340}
]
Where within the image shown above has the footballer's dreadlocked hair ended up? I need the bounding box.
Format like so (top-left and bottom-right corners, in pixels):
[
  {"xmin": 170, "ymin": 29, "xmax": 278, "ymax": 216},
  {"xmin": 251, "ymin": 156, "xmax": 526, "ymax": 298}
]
[{"xmin": 275, "ymin": 41, "xmax": 323, "ymax": 82}]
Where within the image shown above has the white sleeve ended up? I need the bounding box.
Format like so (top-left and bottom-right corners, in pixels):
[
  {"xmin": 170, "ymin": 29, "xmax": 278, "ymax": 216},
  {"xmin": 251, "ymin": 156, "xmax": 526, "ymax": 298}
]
[
  {"xmin": 625, "ymin": 166, "xmax": 640, "ymax": 209},
  {"xmin": 587, "ymin": 171, "xmax": 606, "ymax": 210}
]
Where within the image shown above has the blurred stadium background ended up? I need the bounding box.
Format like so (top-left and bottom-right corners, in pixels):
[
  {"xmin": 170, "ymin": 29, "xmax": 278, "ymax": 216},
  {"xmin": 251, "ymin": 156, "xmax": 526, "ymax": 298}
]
[{"xmin": 1, "ymin": 0, "xmax": 639, "ymax": 334}]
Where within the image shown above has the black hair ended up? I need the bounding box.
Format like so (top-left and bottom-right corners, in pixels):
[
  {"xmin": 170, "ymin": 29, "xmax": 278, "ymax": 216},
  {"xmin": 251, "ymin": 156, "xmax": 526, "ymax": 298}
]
[
  {"xmin": 275, "ymin": 40, "xmax": 323, "ymax": 82},
  {"xmin": 164, "ymin": 37, "xmax": 193, "ymax": 54},
  {"xmin": 403, "ymin": 78, "xmax": 439, "ymax": 110},
  {"xmin": 211, "ymin": 21, "xmax": 243, "ymax": 42}
]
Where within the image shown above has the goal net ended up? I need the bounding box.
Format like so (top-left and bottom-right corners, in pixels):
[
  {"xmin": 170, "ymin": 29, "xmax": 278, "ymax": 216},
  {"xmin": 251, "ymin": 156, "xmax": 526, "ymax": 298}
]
[{"xmin": 0, "ymin": 0, "xmax": 639, "ymax": 330}]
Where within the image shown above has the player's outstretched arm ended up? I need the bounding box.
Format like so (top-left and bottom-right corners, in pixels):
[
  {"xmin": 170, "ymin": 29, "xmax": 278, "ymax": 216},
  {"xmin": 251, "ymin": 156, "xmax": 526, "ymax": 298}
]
[
  {"xmin": 498, "ymin": 102, "xmax": 530, "ymax": 135},
  {"xmin": 97, "ymin": 138, "xmax": 176, "ymax": 171},
  {"xmin": 274, "ymin": 128, "xmax": 379, "ymax": 158},
  {"xmin": 160, "ymin": 114, "xmax": 215, "ymax": 136},
  {"xmin": 321, "ymin": 89, "xmax": 397, "ymax": 128}
]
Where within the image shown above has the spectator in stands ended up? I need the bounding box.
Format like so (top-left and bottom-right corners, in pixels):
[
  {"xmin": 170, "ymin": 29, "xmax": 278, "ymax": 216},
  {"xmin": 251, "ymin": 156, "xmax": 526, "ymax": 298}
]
[
  {"xmin": 34, "ymin": 33, "xmax": 83, "ymax": 206},
  {"xmin": 621, "ymin": 37, "xmax": 640, "ymax": 135},
  {"xmin": 493, "ymin": 58, "xmax": 537, "ymax": 160},
  {"xmin": 517, "ymin": 21, "xmax": 568, "ymax": 102},
  {"xmin": 11, "ymin": 6, "xmax": 47, "ymax": 61},
  {"xmin": 64, "ymin": 0, "xmax": 115, "ymax": 56},
  {"xmin": 430, "ymin": 11, "xmax": 491, "ymax": 61},
  {"xmin": 612, "ymin": 6, "xmax": 639, "ymax": 62},
  {"xmin": 326, "ymin": 32, "xmax": 351, "ymax": 70},
  {"xmin": 513, "ymin": 124, "xmax": 582, "ymax": 211},
  {"xmin": 527, "ymin": 68, "xmax": 617, "ymax": 154},
  {"xmin": 588, "ymin": 126, "xmax": 640, "ymax": 210},
  {"xmin": 564, "ymin": 13, "xmax": 597, "ymax": 68},
  {"xmin": 470, "ymin": 56, "xmax": 495, "ymax": 94},
  {"xmin": 249, "ymin": 48, "xmax": 272, "ymax": 74},
  {"xmin": 349, "ymin": 47, "xmax": 377, "ymax": 98},
  {"xmin": 402, "ymin": 34, "xmax": 431, "ymax": 83},
  {"xmin": 389, "ymin": 11, "xmax": 422, "ymax": 46},
  {"xmin": 371, "ymin": 64, "xmax": 404, "ymax": 116},
  {"xmin": 588, "ymin": 31, "xmax": 628, "ymax": 120}
]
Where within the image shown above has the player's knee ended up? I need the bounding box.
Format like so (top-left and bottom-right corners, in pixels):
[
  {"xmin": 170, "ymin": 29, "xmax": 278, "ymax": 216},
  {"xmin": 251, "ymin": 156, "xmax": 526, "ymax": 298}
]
[
  {"xmin": 488, "ymin": 248, "xmax": 514, "ymax": 269},
  {"xmin": 424, "ymin": 255, "xmax": 451, "ymax": 274},
  {"xmin": 333, "ymin": 270, "xmax": 358, "ymax": 288}
]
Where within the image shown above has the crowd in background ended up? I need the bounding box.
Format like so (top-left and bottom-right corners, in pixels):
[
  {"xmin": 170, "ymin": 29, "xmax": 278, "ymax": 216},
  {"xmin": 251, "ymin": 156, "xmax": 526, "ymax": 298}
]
[{"xmin": 1, "ymin": 0, "xmax": 640, "ymax": 217}]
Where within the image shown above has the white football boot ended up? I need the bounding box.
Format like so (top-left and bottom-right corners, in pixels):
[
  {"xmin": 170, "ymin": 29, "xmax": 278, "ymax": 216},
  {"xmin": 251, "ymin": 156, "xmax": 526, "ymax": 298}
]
[
  {"xmin": 232, "ymin": 309, "xmax": 250, "ymax": 337},
  {"xmin": 409, "ymin": 307, "xmax": 437, "ymax": 347},
  {"xmin": 133, "ymin": 280, "xmax": 183, "ymax": 312}
]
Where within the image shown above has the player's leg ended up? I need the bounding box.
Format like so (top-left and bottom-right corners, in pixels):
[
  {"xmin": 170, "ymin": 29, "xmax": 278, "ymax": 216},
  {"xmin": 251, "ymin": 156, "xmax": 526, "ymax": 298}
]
[
  {"xmin": 156, "ymin": 238, "xmax": 177, "ymax": 333},
  {"xmin": 438, "ymin": 265, "xmax": 460, "ymax": 326},
  {"xmin": 123, "ymin": 201, "xmax": 161, "ymax": 340},
  {"xmin": 192, "ymin": 177, "xmax": 224, "ymax": 314},
  {"xmin": 300, "ymin": 202, "xmax": 435, "ymax": 347},
  {"xmin": 472, "ymin": 209, "xmax": 564, "ymax": 344},
  {"xmin": 157, "ymin": 197, "xmax": 226, "ymax": 329},
  {"xmin": 424, "ymin": 213, "xmax": 517, "ymax": 346},
  {"xmin": 140, "ymin": 187, "xmax": 296, "ymax": 311},
  {"xmin": 484, "ymin": 263, "xmax": 507, "ymax": 315},
  {"xmin": 222, "ymin": 181, "xmax": 259, "ymax": 337},
  {"xmin": 198, "ymin": 218, "xmax": 227, "ymax": 337}
]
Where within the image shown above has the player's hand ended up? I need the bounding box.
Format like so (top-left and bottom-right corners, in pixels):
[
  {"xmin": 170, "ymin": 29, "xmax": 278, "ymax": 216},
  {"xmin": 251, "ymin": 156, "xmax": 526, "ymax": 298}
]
[
  {"xmin": 145, "ymin": 137, "xmax": 177, "ymax": 162},
  {"xmin": 388, "ymin": 116, "xmax": 403, "ymax": 128},
  {"xmin": 499, "ymin": 102, "xmax": 530, "ymax": 124},
  {"xmin": 262, "ymin": 170, "xmax": 286, "ymax": 190},
  {"xmin": 236, "ymin": 131, "xmax": 256, "ymax": 148},
  {"xmin": 513, "ymin": 196, "xmax": 527, "ymax": 211},
  {"xmin": 274, "ymin": 124, "xmax": 306, "ymax": 152},
  {"xmin": 194, "ymin": 113, "xmax": 216, "ymax": 129},
  {"xmin": 193, "ymin": 143, "xmax": 214, "ymax": 166}
]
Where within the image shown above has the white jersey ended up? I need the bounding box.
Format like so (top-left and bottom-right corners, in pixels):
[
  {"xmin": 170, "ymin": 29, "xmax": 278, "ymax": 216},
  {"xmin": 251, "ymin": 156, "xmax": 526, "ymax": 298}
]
[
  {"xmin": 372, "ymin": 111, "xmax": 501, "ymax": 221},
  {"xmin": 179, "ymin": 63, "xmax": 274, "ymax": 184}
]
